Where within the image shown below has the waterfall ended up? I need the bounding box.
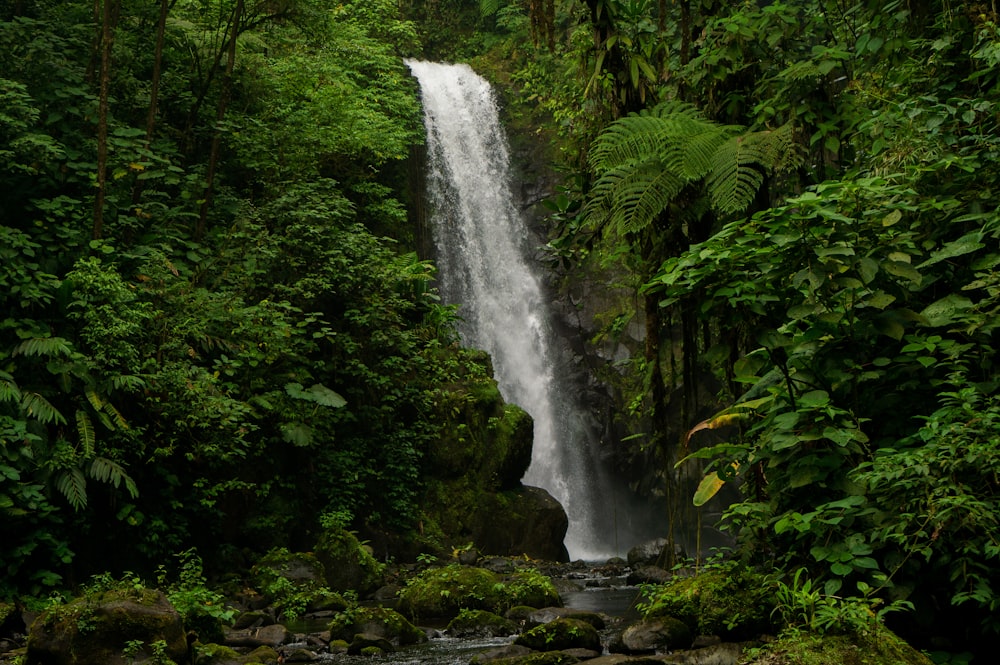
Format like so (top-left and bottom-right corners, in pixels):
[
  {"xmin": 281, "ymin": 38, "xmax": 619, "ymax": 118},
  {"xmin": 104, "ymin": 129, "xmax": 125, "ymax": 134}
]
[{"xmin": 407, "ymin": 60, "xmax": 656, "ymax": 561}]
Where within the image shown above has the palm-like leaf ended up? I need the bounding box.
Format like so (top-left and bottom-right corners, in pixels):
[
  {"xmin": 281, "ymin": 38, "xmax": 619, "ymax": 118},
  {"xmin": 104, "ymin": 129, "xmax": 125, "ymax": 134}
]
[{"xmin": 586, "ymin": 101, "xmax": 800, "ymax": 234}]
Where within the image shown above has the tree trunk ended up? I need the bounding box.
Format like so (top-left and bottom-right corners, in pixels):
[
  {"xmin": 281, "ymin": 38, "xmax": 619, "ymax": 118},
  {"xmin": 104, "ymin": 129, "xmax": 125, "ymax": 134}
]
[
  {"xmin": 196, "ymin": 0, "xmax": 243, "ymax": 238},
  {"xmin": 93, "ymin": 0, "xmax": 114, "ymax": 240},
  {"xmin": 132, "ymin": 0, "xmax": 170, "ymax": 208}
]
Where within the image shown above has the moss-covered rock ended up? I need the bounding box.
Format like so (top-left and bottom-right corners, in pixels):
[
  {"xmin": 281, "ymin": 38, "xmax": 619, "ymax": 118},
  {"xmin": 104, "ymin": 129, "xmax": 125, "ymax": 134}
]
[
  {"xmin": 27, "ymin": 587, "xmax": 187, "ymax": 665},
  {"xmin": 446, "ymin": 609, "xmax": 519, "ymax": 637},
  {"xmin": 193, "ymin": 642, "xmax": 242, "ymax": 665},
  {"xmin": 314, "ymin": 526, "xmax": 384, "ymax": 595},
  {"xmin": 243, "ymin": 645, "xmax": 280, "ymax": 664},
  {"xmin": 743, "ymin": 627, "xmax": 934, "ymax": 665},
  {"xmin": 416, "ymin": 367, "xmax": 569, "ymax": 562},
  {"xmin": 514, "ymin": 618, "xmax": 601, "ymax": 652},
  {"xmin": 251, "ymin": 548, "xmax": 346, "ymax": 619},
  {"xmin": 347, "ymin": 633, "xmax": 394, "ymax": 655},
  {"xmin": 641, "ymin": 563, "xmax": 776, "ymax": 640},
  {"xmin": 397, "ymin": 565, "xmax": 560, "ymax": 619},
  {"xmin": 327, "ymin": 606, "xmax": 426, "ymax": 646}
]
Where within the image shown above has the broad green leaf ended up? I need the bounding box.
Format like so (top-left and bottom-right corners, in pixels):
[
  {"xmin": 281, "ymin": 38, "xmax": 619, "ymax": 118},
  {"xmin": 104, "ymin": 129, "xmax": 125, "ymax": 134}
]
[
  {"xmin": 882, "ymin": 261, "xmax": 922, "ymax": 284},
  {"xmin": 858, "ymin": 256, "xmax": 878, "ymax": 284},
  {"xmin": 304, "ymin": 383, "xmax": 347, "ymax": 408},
  {"xmin": 863, "ymin": 291, "xmax": 896, "ymax": 309},
  {"xmin": 693, "ymin": 464, "xmax": 737, "ymax": 506},
  {"xmin": 281, "ymin": 422, "xmax": 313, "ymax": 447},
  {"xmin": 799, "ymin": 390, "xmax": 830, "ymax": 408},
  {"xmin": 920, "ymin": 294, "xmax": 974, "ymax": 327},
  {"xmin": 917, "ymin": 232, "xmax": 985, "ymax": 269}
]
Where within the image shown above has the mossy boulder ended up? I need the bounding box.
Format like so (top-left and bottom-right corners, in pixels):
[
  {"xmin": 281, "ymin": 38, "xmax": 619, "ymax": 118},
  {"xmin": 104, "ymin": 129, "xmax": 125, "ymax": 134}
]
[
  {"xmin": 327, "ymin": 607, "xmax": 426, "ymax": 646},
  {"xmin": 347, "ymin": 633, "xmax": 394, "ymax": 655},
  {"xmin": 417, "ymin": 368, "xmax": 569, "ymax": 562},
  {"xmin": 251, "ymin": 548, "xmax": 347, "ymax": 618},
  {"xmin": 314, "ymin": 526, "xmax": 384, "ymax": 595},
  {"xmin": 243, "ymin": 645, "xmax": 280, "ymax": 664},
  {"xmin": 744, "ymin": 626, "xmax": 934, "ymax": 665},
  {"xmin": 641, "ymin": 563, "xmax": 776, "ymax": 640},
  {"xmin": 446, "ymin": 609, "xmax": 519, "ymax": 638},
  {"xmin": 397, "ymin": 565, "xmax": 560, "ymax": 619},
  {"xmin": 514, "ymin": 618, "xmax": 601, "ymax": 652},
  {"xmin": 192, "ymin": 642, "xmax": 242, "ymax": 665},
  {"xmin": 252, "ymin": 549, "xmax": 325, "ymax": 588},
  {"xmin": 27, "ymin": 587, "xmax": 187, "ymax": 665}
]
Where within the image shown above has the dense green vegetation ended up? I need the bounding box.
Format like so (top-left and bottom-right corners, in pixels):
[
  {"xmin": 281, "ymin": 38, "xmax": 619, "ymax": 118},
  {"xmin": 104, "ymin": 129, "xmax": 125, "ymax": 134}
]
[
  {"xmin": 0, "ymin": 0, "xmax": 479, "ymax": 594},
  {"xmin": 457, "ymin": 0, "xmax": 1000, "ymax": 657},
  {"xmin": 1, "ymin": 0, "xmax": 998, "ymax": 660}
]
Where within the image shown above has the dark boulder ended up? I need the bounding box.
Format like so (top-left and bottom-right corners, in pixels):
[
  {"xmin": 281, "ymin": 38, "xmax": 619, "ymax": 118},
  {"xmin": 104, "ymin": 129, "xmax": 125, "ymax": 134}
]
[{"xmin": 26, "ymin": 589, "xmax": 187, "ymax": 665}]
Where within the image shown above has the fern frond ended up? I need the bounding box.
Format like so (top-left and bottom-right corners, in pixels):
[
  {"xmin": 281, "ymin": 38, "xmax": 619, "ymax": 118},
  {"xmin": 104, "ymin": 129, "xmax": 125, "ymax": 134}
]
[
  {"xmin": 706, "ymin": 123, "xmax": 801, "ymax": 214},
  {"xmin": 76, "ymin": 410, "xmax": 96, "ymax": 458},
  {"xmin": 102, "ymin": 401, "xmax": 128, "ymax": 430},
  {"xmin": 89, "ymin": 457, "xmax": 138, "ymax": 498},
  {"xmin": 0, "ymin": 372, "xmax": 21, "ymax": 403},
  {"xmin": 479, "ymin": 0, "xmax": 501, "ymax": 17},
  {"xmin": 21, "ymin": 392, "xmax": 67, "ymax": 425},
  {"xmin": 112, "ymin": 374, "xmax": 146, "ymax": 392},
  {"xmin": 12, "ymin": 336, "xmax": 73, "ymax": 358},
  {"xmin": 667, "ymin": 125, "xmax": 736, "ymax": 181},
  {"xmin": 56, "ymin": 467, "xmax": 87, "ymax": 511},
  {"xmin": 707, "ymin": 135, "xmax": 767, "ymax": 214},
  {"xmin": 606, "ymin": 164, "xmax": 689, "ymax": 236},
  {"xmin": 85, "ymin": 387, "xmax": 104, "ymax": 412},
  {"xmin": 590, "ymin": 115, "xmax": 672, "ymax": 170}
]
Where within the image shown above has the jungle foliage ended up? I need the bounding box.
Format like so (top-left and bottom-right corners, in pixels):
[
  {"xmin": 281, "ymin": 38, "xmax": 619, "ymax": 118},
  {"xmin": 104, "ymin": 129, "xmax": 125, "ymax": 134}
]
[
  {"xmin": 0, "ymin": 0, "xmax": 488, "ymax": 597},
  {"xmin": 480, "ymin": 0, "xmax": 1000, "ymax": 656}
]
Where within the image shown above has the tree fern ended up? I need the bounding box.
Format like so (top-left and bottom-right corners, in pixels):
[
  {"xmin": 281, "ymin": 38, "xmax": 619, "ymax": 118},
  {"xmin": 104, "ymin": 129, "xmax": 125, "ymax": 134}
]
[
  {"xmin": 585, "ymin": 101, "xmax": 800, "ymax": 234},
  {"xmin": 707, "ymin": 123, "xmax": 799, "ymax": 214}
]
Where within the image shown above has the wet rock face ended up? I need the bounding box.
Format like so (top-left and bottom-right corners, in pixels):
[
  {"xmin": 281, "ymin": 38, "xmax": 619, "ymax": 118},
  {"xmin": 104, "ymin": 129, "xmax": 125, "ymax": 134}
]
[
  {"xmin": 472, "ymin": 485, "xmax": 570, "ymax": 562},
  {"xmin": 26, "ymin": 589, "xmax": 187, "ymax": 665},
  {"xmin": 617, "ymin": 616, "xmax": 693, "ymax": 653}
]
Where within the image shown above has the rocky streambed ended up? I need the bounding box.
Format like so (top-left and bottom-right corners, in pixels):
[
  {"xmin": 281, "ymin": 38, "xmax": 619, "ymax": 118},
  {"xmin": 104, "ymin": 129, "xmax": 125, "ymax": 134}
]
[{"xmin": 0, "ymin": 542, "xmax": 936, "ymax": 665}]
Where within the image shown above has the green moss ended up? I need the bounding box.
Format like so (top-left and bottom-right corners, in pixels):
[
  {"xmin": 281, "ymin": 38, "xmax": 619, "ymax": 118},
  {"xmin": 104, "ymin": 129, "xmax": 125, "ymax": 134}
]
[
  {"xmin": 397, "ymin": 565, "xmax": 560, "ymax": 619},
  {"xmin": 514, "ymin": 617, "xmax": 601, "ymax": 652},
  {"xmin": 328, "ymin": 606, "xmax": 426, "ymax": 645},
  {"xmin": 743, "ymin": 627, "xmax": 934, "ymax": 665},
  {"xmin": 244, "ymin": 645, "xmax": 280, "ymax": 663},
  {"xmin": 360, "ymin": 646, "xmax": 384, "ymax": 657},
  {"xmin": 193, "ymin": 642, "xmax": 241, "ymax": 663},
  {"xmin": 641, "ymin": 563, "xmax": 776, "ymax": 640},
  {"xmin": 446, "ymin": 609, "xmax": 518, "ymax": 637},
  {"xmin": 314, "ymin": 527, "xmax": 384, "ymax": 594}
]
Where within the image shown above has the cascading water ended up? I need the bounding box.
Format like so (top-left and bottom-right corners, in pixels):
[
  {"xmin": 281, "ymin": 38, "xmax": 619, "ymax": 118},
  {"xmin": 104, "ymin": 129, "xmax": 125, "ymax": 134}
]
[{"xmin": 407, "ymin": 60, "xmax": 658, "ymax": 560}]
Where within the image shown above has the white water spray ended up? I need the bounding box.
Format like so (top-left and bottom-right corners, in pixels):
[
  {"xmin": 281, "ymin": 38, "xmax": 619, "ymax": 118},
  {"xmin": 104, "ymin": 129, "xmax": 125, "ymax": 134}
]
[{"xmin": 408, "ymin": 60, "xmax": 653, "ymax": 560}]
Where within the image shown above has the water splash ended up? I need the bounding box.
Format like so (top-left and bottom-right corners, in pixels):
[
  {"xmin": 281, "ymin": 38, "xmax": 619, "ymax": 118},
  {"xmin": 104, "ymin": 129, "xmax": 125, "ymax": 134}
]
[{"xmin": 407, "ymin": 60, "xmax": 656, "ymax": 560}]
